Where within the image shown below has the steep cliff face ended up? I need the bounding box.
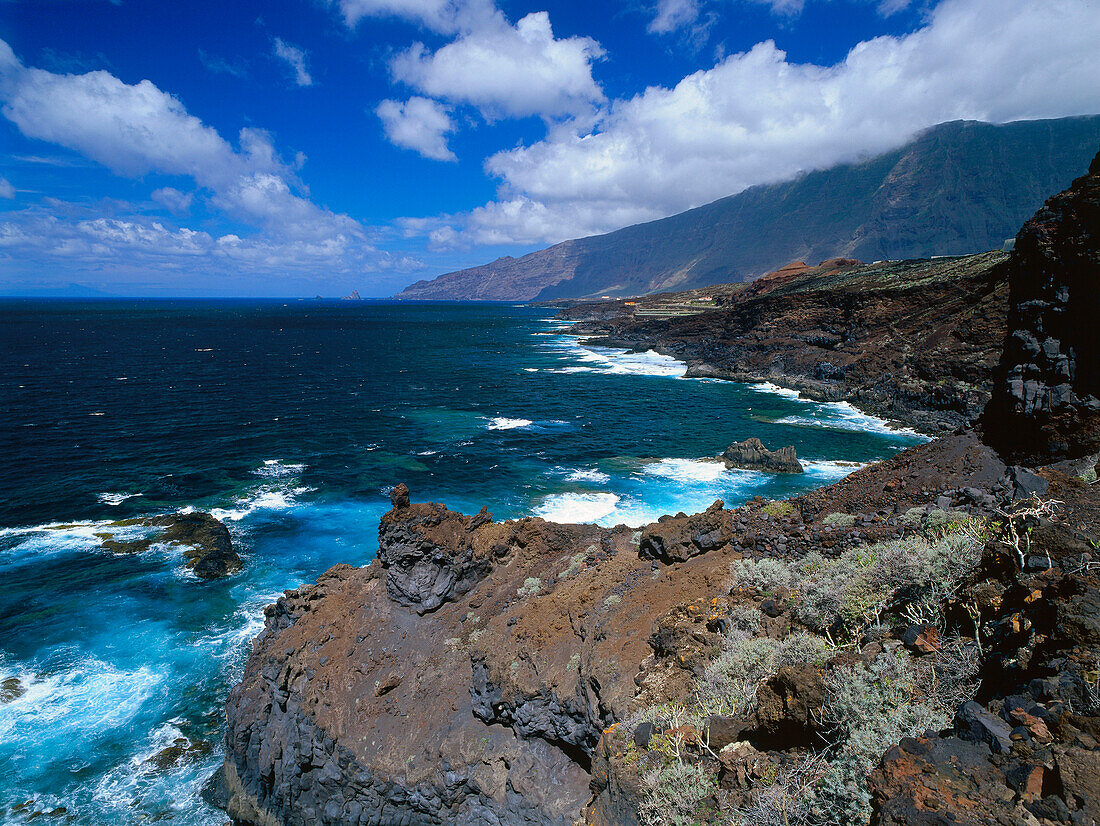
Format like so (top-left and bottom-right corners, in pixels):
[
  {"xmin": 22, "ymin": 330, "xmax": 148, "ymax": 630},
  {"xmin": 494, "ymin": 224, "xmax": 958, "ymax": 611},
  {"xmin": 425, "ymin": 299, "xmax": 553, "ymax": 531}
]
[
  {"xmin": 981, "ymin": 149, "xmax": 1100, "ymax": 464},
  {"xmin": 395, "ymin": 117, "xmax": 1100, "ymax": 302}
]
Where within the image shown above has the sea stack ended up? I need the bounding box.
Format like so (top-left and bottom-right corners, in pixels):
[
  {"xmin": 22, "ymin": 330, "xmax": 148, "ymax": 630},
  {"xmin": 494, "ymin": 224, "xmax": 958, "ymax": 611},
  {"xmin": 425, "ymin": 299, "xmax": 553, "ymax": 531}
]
[{"xmin": 720, "ymin": 437, "xmax": 804, "ymax": 473}]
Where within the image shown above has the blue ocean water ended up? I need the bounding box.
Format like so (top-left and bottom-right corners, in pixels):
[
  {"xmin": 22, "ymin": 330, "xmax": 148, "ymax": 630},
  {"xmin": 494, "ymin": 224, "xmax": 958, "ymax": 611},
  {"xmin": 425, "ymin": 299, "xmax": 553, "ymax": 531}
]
[{"xmin": 0, "ymin": 300, "xmax": 925, "ymax": 823}]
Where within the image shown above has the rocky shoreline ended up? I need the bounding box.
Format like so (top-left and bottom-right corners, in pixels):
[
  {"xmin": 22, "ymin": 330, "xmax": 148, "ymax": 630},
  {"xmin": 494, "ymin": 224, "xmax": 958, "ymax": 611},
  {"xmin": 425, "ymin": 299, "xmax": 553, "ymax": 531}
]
[
  {"xmin": 215, "ymin": 152, "xmax": 1100, "ymax": 824},
  {"xmin": 557, "ymin": 251, "xmax": 1012, "ymax": 437}
]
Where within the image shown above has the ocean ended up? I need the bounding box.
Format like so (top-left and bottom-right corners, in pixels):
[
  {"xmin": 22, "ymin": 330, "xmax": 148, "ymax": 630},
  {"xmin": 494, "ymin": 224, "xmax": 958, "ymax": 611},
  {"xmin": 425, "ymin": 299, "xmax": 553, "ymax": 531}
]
[{"xmin": 0, "ymin": 299, "xmax": 925, "ymax": 823}]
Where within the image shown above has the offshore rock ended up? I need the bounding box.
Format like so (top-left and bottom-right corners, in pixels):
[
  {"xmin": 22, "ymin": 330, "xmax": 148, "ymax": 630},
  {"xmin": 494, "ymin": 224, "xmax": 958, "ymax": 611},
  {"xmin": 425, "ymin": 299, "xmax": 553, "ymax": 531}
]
[
  {"xmin": 99, "ymin": 511, "xmax": 242, "ymax": 579},
  {"xmin": 982, "ymin": 148, "xmax": 1100, "ymax": 463},
  {"xmin": 720, "ymin": 437, "xmax": 804, "ymax": 474}
]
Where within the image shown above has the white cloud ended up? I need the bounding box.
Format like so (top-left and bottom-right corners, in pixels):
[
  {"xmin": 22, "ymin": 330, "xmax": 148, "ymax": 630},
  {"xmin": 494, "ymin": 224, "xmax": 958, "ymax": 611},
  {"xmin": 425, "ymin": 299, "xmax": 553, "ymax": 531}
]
[
  {"xmin": 649, "ymin": 0, "xmax": 702, "ymax": 34},
  {"xmin": 0, "ymin": 177, "xmax": 14, "ymax": 199},
  {"xmin": 0, "ymin": 205, "xmax": 421, "ymax": 278},
  {"xmin": 377, "ymin": 96, "xmax": 457, "ymax": 161},
  {"xmin": 151, "ymin": 186, "xmax": 193, "ymax": 213},
  {"xmin": 335, "ymin": 0, "xmax": 497, "ymax": 34},
  {"xmin": 0, "ymin": 38, "xmax": 403, "ymax": 279},
  {"xmin": 419, "ymin": 0, "xmax": 1100, "ymax": 246},
  {"xmin": 272, "ymin": 37, "xmax": 313, "ymax": 87},
  {"xmin": 390, "ymin": 11, "xmax": 605, "ymax": 120}
]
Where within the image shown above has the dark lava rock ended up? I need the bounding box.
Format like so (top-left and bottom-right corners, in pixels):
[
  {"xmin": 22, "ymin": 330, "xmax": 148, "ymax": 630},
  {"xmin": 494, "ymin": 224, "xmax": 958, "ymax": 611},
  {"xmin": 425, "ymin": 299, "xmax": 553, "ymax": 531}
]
[
  {"xmin": 1, "ymin": 676, "xmax": 26, "ymax": 704},
  {"xmin": 376, "ymin": 489, "xmax": 499, "ymax": 614},
  {"xmin": 638, "ymin": 500, "xmax": 732, "ymax": 562},
  {"xmin": 720, "ymin": 437, "xmax": 804, "ymax": 474},
  {"xmin": 955, "ymin": 700, "xmax": 1014, "ymax": 754},
  {"xmin": 982, "ymin": 148, "xmax": 1100, "ymax": 463},
  {"xmin": 101, "ymin": 512, "xmax": 241, "ymax": 579},
  {"xmin": 870, "ymin": 735, "xmax": 1035, "ymax": 826}
]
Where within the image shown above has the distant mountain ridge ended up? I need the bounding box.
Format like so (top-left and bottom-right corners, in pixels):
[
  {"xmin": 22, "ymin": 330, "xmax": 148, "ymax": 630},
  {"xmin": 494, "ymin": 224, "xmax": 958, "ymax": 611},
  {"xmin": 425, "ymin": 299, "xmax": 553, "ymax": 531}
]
[{"xmin": 394, "ymin": 116, "xmax": 1100, "ymax": 301}]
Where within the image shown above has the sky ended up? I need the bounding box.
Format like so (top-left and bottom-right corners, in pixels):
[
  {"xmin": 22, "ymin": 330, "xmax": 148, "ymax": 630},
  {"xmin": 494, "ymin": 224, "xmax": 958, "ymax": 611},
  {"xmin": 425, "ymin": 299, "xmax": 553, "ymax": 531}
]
[{"xmin": 0, "ymin": 0, "xmax": 1099, "ymax": 297}]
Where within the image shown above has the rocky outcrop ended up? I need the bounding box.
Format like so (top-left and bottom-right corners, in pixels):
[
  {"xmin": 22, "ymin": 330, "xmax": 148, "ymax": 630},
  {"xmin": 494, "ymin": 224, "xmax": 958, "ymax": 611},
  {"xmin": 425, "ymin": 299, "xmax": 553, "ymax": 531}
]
[
  {"xmin": 720, "ymin": 437, "xmax": 804, "ymax": 473},
  {"xmin": 568, "ymin": 251, "xmax": 1012, "ymax": 435},
  {"xmin": 98, "ymin": 511, "xmax": 241, "ymax": 579},
  {"xmin": 981, "ymin": 149, "xmax": 1100, "ymax": 465}
]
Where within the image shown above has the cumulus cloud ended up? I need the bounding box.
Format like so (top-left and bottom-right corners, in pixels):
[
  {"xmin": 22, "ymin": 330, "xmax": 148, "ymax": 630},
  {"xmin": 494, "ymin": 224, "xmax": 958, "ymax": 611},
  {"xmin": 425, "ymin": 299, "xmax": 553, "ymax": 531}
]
[
  {"xmin": 0, "ymin": 37, "xmax": 404, "ymax": 279},
  {"xmin": 0, "ymin": 204, "xmax": 421, "ymax": 280},
  {"xmin": 415, "ymin": 0, "xmax": 1100, "ymax": 246},
  {"xmin": 0, "ymin": 178, "xmax": 14, "ymax": 199},
  {"xmin": 389, "ymin": 11, "xmax": 605, "ymax": 120},
  {"xmin": 377, "ymin": 96, "xmax": 457, "ymax": 161},
  {"xmin": 272, "ymin": 37, "xmax": 313, "ymax": 87}
]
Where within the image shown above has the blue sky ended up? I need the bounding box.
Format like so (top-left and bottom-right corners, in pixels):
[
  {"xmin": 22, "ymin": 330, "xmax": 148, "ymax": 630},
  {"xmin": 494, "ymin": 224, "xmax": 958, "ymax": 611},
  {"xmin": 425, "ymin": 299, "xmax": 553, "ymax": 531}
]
[{"xmin": 1, "ymin": 0, "xmax": 1098, "ymax": 296}]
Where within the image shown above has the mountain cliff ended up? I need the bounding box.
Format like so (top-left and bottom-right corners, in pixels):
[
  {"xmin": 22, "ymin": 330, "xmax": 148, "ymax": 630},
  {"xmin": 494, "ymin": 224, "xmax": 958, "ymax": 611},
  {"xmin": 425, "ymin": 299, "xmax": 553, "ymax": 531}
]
[{"xmin": 394, "ymin": 116, "xmax": 1100, "ymax": 301}]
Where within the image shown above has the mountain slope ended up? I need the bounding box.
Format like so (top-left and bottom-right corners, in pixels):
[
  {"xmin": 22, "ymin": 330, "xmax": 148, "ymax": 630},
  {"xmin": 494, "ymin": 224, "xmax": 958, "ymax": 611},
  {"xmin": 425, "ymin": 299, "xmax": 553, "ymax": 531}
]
[{"xmin": 395, "ymin": 116, "xmax": 1100, "ymax": 301}]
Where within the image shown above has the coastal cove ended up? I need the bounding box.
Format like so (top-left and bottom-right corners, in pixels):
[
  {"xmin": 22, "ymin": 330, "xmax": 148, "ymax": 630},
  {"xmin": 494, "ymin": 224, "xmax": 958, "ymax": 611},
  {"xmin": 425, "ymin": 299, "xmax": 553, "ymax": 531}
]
[{"xmin": 0, "ymin": 300, "xmax": 924, "ymax": 824}]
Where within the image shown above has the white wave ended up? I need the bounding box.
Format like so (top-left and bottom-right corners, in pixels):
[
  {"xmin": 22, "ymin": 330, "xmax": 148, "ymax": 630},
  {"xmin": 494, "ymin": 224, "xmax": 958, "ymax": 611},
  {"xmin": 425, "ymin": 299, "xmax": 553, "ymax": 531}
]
[
  {"xmin": 776, "ymin": 405, "xmax": 925, "ymax": 439},
  {"xmin": 538, "ymin": 336, "xmax": 687, "ymax": 378},
  {"xmin": 746, "ymin": 381, "xmax": 804, "ymax": 400},
  {"xmin": 484, "ymin": 417, "xmax": 535, "ymax": 430},
  {"xmin": 98, "ymin": 492, "xmax": 144, "ymax": 506},
  {"xmin": 0, "ymin": 656, "xmax": 161, "ymax": 745},
  {"xmin": 565, "ymin": 468, "xmax": 611, "ymax": 484},
  {"xmin": 252, "ymin": 459, "xmax": 307, "ymax": 478},
  {"xmin": 534, "ymin": 492, "xmax": 621, "ymax": 524},
  {"xmin": 801, "ymin": 459, "xmax": 866, "ymax": 481},
  {"xmin": 209, "ymin": 485, "xmax": 312, "ymax": 522},
  {"xmin": 642, "ymin": 458, "xmax": 729, "ymax": 483}
]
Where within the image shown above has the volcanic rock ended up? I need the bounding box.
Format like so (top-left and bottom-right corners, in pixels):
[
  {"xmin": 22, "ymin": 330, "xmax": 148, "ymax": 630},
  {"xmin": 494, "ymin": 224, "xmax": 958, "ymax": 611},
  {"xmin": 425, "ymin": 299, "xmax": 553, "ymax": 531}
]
[
  {"xmin": 982, "ymin": 148, "xmax": 1100, "ymax": 462},
  {"xmin": 720, "ymin": 437, "xmax": 804, "ymax": 474},
  {"xmin": 100, "ymin": 511, "xmax": 241, "ymax": 579}
]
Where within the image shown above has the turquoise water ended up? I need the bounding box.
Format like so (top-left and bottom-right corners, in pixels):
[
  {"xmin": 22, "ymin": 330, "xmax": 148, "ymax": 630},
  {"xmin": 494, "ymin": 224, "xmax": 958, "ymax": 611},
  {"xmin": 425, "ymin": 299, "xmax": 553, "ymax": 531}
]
[{"xmin": 0, "ymin": 300, "xmax": 925, "ymax": 823}]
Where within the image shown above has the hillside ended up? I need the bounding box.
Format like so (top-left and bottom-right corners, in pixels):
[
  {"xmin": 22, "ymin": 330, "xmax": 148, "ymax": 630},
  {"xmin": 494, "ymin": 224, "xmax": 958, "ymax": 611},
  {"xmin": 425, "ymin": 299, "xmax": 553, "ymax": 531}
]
[{"xmin": 394, "ymin": 115, "xmax": 1100, "ymax": 301}]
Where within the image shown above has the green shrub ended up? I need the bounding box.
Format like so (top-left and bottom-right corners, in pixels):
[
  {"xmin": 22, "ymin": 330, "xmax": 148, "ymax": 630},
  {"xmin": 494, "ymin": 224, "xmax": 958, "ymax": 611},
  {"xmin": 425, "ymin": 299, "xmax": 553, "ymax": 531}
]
[
  {"xmin": 517, "ymin": 577, "xmax": 541, "ymax": 598},
  {"xmin": 823, "ymin": 512, "xmax": 858, "ymax": 529},
  {"xmin": 697, "ymin": 632, "xmax": 828, "ymax": 718},
  {"xmin": 731, "ymin": 557, "xmax": 792, "ymax": 594},
  {"xmin": 790, "ymin": 526, "xmax": 985, "ymax": 638},
  {"xmin": 639, "ymin": 761, "xmax": 715, "ymax": 826},
  {"xmin": 760, "ymin": 500, "xmax": 795, "ymax": 518},
  {"xmin": 726, "ymin": 604, "xmax": 762, "ymax": 635},
  {"xmin": 808, "ymin": 647, "xmax": 973, "ymax": 825}
]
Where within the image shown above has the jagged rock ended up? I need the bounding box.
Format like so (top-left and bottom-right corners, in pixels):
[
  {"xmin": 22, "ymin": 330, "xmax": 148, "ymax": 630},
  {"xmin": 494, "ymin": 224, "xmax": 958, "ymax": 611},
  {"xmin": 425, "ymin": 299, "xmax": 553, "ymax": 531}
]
[
  {"xmin": 902, "ymin": 623, "xmax": 941, "ymax": 655},
  {"xmin": 224, "ymin": 491, "xmax": 741, "ymax": 825},
  {"xmin": 638, "ymin": 500, "xmax": 733, "ymax": 562},
  {"xmin": 376, "ymin": 492, "xmax": 499, "ymax": 613},
  {"xmin": 99, "ymin": 512, "xmax": 241, "ymax": 579},
  {"xmin": 955, "ymin": 701, "xmax": 1015, "ymax": 755},
  {"xmin": 1, "ymin": 676, "xmax": 25, "ymax": 704},
  {"xmin": 720, "ymin": 438, "xmax": 804, "ymax": 474},
  {"xmin": 869, "ymin": 735, "xmax": 1034, "ymax": 826},
  {"xmin": 982, "ymin": 149, "xmax": 1100, "ymax": 462}
]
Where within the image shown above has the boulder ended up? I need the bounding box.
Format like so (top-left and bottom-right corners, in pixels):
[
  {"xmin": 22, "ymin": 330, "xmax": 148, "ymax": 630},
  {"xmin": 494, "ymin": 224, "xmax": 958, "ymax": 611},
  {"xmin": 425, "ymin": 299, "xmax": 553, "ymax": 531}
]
[{"xmin": 720, "ymin": 438, "xmax": 804, "ymax": 474}]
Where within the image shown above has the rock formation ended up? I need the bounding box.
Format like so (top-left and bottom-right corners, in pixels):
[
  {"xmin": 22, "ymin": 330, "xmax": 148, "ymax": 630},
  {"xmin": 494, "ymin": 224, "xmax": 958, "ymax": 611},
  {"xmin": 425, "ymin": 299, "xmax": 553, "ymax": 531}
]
[
  {"xmin": 720, "ymin": 437, "xmax": 804, "ymax": 473},
  {"xmin": 981, "ymin": 149, "xmax": 1100, "ymax": 465},
  {"xmin": 99, "ymin": 511, "xmax": 242, "ymax": 579}
]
